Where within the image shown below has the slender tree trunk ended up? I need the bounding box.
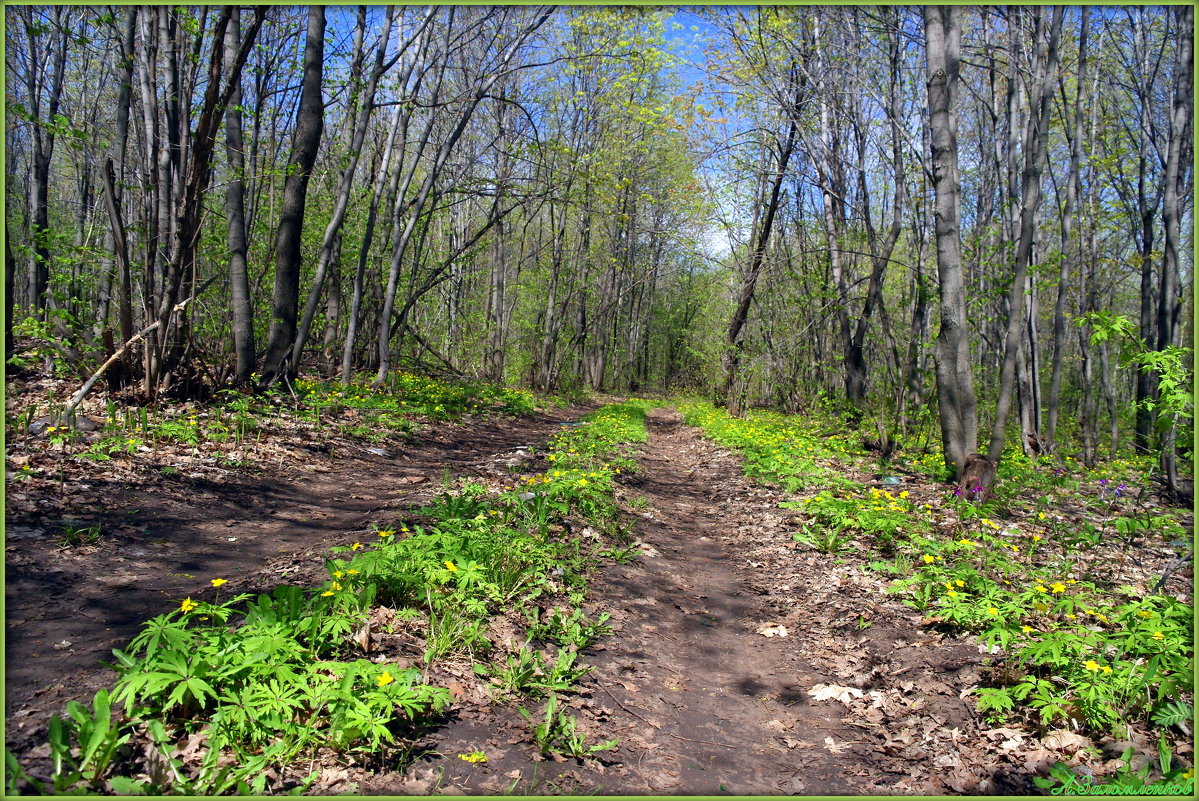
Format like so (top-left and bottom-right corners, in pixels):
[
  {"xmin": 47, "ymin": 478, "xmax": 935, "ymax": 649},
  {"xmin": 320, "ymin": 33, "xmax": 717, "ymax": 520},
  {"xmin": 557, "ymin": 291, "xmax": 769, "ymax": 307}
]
[
  {"xmin": 223, "ymin": 7, "xmax": 255, "ymax": 385},
  {"xmin": 1155, "ymin": 4, "xmax": 1193, "ymax": 494},
  {"xmin": 293, "ymin": 6, "xmax": 402, "ymax": 367},
  {"xmin": 342, "ymin": 102, "xmax": 404, "ymax": 384},
  {"xmin": 373, "ymin": 8, "xmax": 551, "ymax": 387},
  {"xmin": 23, "ymin": 7, "xmax": 69, "ymax": 317},
  {"xmin": 1047, "ymin": 8, "xmax": 1089, "ymax": 453},
  {"xmin": 722, "ymin": 112, "xmax": 799, "ymax": 416},
  {"xmin": 1132, "ymin": 10, "xmax": 1160, "ymax": 452},
  {"xmin": 261, "ymin": 6, "xmax": 326, "ymax": 384},
  {"xmin": 145, "ymin": 7, "xmax": 264, "ymax": 396},
  {"xmin": 98, "ymin": 7, "xmax": 137, "ymax": 337},
  {"xmin": 986, "ymin": 7, "xmax": 1063, "ymax": 461},
  {"xmin": 925, "ymin": 5, "xmax": 978, "ymax": 480}
]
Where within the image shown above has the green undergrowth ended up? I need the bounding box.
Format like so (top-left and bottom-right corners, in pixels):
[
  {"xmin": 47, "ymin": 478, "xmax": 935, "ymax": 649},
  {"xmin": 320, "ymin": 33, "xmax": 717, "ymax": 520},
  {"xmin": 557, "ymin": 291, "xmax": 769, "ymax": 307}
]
[
  {"xmin": 680, "ymin": 400, "xmax": 1193, "ymax": 783},
  {"xmin": 9, "ymin": 400, "xmax": 654, "ymax": 795},
  {"xmin": 12, "ymin": 372, "xmax": 536, "ymax": 459}
]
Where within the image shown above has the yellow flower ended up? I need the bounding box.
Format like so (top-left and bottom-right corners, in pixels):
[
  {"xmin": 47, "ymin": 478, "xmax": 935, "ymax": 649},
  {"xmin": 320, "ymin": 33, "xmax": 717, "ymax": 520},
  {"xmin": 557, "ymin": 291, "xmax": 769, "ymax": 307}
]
[
  {"xmin": 445, "ymin": 561, "xmax": 458, "ymax": 572},
  {"xmin": 1151, "ymin": 631, "xmax": 1165, "ymax": 641},
  {"xmin": 377, "ymin": 672, "xmax": 394, "ymax": 687},
  {"xmin": 1032, "ymin": 534, "xmax": 1042, "ymax": 542},
  {"xmin": 1050, "ymin": 582, "xmax": 1066, "ymax": 594},
  {"xmin": 1083, "ymin": 660, "xmax": 1101, "ymax": 672},
  {"xmin": 330, "ymin": 581, "xmax": 342, "ymax": 591},
  {"xmin": 211, "ymin": 578, "xmax": 228, "ymax": 588},
  {"xmin": 333, "ymin": 571, "xmax": 343, "ymax": 579},
  {"xmin": 1021, "ymin": 625, "xmax": 1034, "ymax": 633},
  {"xmin": 351, "ymin": 542, "xmax": 363, "ymax": 550},
  {"xmin": 923, "ymin": 554, "xmax": 935, "ymax": 564},
  {"xmin": 347, "ymin": 569, "xmax": 359, "ymax": 576},
  {"xmin": 1101, "ymin": 666, "xmax": 1112, "ymax": 675},
  {"xmin": 957, "ymin": 539, "xmax": 977, "ymax": 547},
  {"xmin": 321, "ymin": 590, "xmax": 335, "ymax": 597},
  {"xmin": 377, "ymin": 529, "xmax": 395, "ymax": 538},
  {"xmin": 955, "ymin": 580, "xmax": 964, "ymax": 587},
  {"xmin": 457, "ymin": 751, "xmax": 487, "ymax": 764},
  {"xmin": 899, "ymin": 491, "xmax": 909, "ymax": 499},
  {"xmin": 987, "ymin": 607, "xmax": 999, "ymax": 616},
  {"xmin": 1037, "ymin": 512, "xmax": 1046, "ymax": 520},
  {"xmin": 946, "ymin": 591, "xmax": 959, "ymax": 598},
  {"xmin": 1035, "ymin": 585, "xmax": 1049, "ymax": 593},
  {"xmin": 1137, "ymin": 610, "xmax": 1154, "ymax": 619},
  {"xmin": 578, "ymin": 478, "xmax": 588, "ymax": 487},
  {"xmin": 179, "ymin": 597, "xmax": 198, "ymax": 613}
]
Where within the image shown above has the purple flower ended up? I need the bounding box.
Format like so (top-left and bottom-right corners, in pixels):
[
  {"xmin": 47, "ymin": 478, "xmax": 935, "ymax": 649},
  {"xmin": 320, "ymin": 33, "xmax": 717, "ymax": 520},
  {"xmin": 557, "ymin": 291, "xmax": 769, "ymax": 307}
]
[
  {"xmin": 1099, "ymin": 478, "xmax": 1109, "ymax": 486},
  {"xmin": 953, "ymin": 487, "xmax": 962, "ymax": 497},
  {"xmin": 1115, "ymin": 483, "xmax": 1126, "ymax": 497}
]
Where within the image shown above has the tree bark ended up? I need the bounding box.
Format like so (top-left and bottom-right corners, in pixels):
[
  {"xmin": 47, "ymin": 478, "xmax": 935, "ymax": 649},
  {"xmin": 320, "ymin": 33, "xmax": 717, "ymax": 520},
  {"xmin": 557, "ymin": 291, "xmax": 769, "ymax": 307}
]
[
  {"xmin": 986, "ymin": 7, "xmax": 1063, "ymax": 461},
  {"xmin": 1155, "ymin": 4, "xmax": 1193, "ymax": 494},
  {"xmin": 261, "ymin": 6, "xmax": 326, "ymax": 384},
  {"xmin": 223, "ymin": 7, "xmax": 255, "ymax": 385},
  {"xmin": 925, "ymin": 5, "xmax": 978, "ymax": 480},
  {"xmin": 721, "ymin": 112, "xmax": 798, "ymax": 417},
  {"xmin": 293, "ymin": 6, "xmax": 401, "ymax": 368},
  {"xmin": 1047, "ymin": 8, "xmax": 1089, "ymax": 453}
]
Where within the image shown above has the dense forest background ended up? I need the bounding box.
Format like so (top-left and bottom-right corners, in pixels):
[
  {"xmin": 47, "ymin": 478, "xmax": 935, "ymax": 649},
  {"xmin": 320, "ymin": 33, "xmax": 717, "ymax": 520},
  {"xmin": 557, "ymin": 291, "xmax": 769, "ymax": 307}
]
[{"xmin": 4, "ymin": 5, "xmax": 1193, "ymax": 485}]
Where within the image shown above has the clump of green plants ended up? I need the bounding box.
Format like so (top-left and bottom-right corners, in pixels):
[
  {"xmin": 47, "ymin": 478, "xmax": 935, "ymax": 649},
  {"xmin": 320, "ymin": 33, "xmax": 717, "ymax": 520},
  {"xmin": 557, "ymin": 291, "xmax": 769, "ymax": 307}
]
[
  {"xmin": 57, "ymin": 522, "xmax": 101, "ymax": 547},
  {"xmin": 520, "ymin": 694, "xmax": 618, "ymax": 759}
]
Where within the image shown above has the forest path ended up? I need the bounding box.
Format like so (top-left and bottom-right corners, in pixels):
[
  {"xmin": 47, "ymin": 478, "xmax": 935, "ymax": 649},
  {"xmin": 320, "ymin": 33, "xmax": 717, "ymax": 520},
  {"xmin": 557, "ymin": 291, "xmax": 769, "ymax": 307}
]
[
  {"xmin": 407, "ymin": 407, "xmax": 990, "ymax": 795},
  {"xmin": 4, "ymin": 405, "xmax": 590, "ymax": 759},
  {"xmin": 580, "ymin": 407, "xmax": 863, "ymax": 793}
]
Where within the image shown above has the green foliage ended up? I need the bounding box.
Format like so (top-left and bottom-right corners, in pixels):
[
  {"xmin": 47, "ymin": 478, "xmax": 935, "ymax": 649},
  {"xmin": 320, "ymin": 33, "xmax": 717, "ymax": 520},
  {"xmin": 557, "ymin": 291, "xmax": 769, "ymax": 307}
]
[
  {"xmin": 57, "ymin": 522, "xmax": 101, "ymax": 547},
  {"xmin": 519, "ymin": 694, "xmax": 618, "ymax": 759},
  {"xmin": 525, "ymin": 607, "xmax": 613, "ymax": 649},
  {"xmin": 47, "ymin": 690, "xmax": 128, "ymax": 792}
]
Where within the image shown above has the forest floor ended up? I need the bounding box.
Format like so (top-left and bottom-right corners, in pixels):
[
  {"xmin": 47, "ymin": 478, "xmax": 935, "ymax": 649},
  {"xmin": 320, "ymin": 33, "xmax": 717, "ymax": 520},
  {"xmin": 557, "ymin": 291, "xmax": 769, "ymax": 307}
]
[{"xmin": 4, "ymin": 379, "xmax": 1192, "ymax": 795}]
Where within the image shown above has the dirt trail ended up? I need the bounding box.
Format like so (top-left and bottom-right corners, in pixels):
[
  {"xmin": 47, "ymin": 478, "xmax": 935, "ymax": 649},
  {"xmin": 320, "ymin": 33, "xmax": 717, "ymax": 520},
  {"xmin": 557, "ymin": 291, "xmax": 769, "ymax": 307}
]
[
  {"xmin": 5, "ymin": 406, "xmax": 588, "ymax": 757},
  {"xmin": 402, "ymin": 407, "xmax": 991, "ymax": 795},
  {"xmin": 582, "ymin": 408, "xmax": 863, "ymax": 794}
]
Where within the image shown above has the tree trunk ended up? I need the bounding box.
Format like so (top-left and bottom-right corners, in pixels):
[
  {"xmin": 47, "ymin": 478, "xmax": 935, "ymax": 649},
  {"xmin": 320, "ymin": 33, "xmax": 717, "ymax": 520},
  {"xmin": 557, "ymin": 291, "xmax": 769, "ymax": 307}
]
[
  {"xmin": 144, "ymin": 7, "xmax": 264, "ymax": 397},
  {"xmin": 23, "ymin": 7, "xmax": 70, "ymax": 317},
  {"xmin": 293, "ymin": 6, "xmax": 399, "ymax": 368},
  {"xmin": 1047, "ymin": 7, "xmax": 1089, "ymax": 453},
  {"xmin": 1155, "ymin": 4, "xmax": 1193, "ymax": 494},
  {"xmin": 925, "ymin": 5, "xmax": 978, "ymax": 480},
  {"xmin": 722, "ymin": 113, "xmax": 798, "ymax": 417},
  {"xmin": 986, "ymin": 7, "xmax": 1063, "ymax": 462},
  {"xmin": 224, "ymin": 7, "xmax": 255, "ymax": 385},
  {"xmin": 261, "ymin": 6, "xmax": 326, "ymax": 384}
]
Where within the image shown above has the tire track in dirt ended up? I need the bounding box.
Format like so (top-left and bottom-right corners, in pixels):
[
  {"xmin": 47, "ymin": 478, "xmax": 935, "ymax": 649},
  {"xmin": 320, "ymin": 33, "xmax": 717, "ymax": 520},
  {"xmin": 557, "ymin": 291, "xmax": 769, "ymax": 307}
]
[{"xmin": 583, "ymin": 407, "xmax": 869, "ymax": 794}]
